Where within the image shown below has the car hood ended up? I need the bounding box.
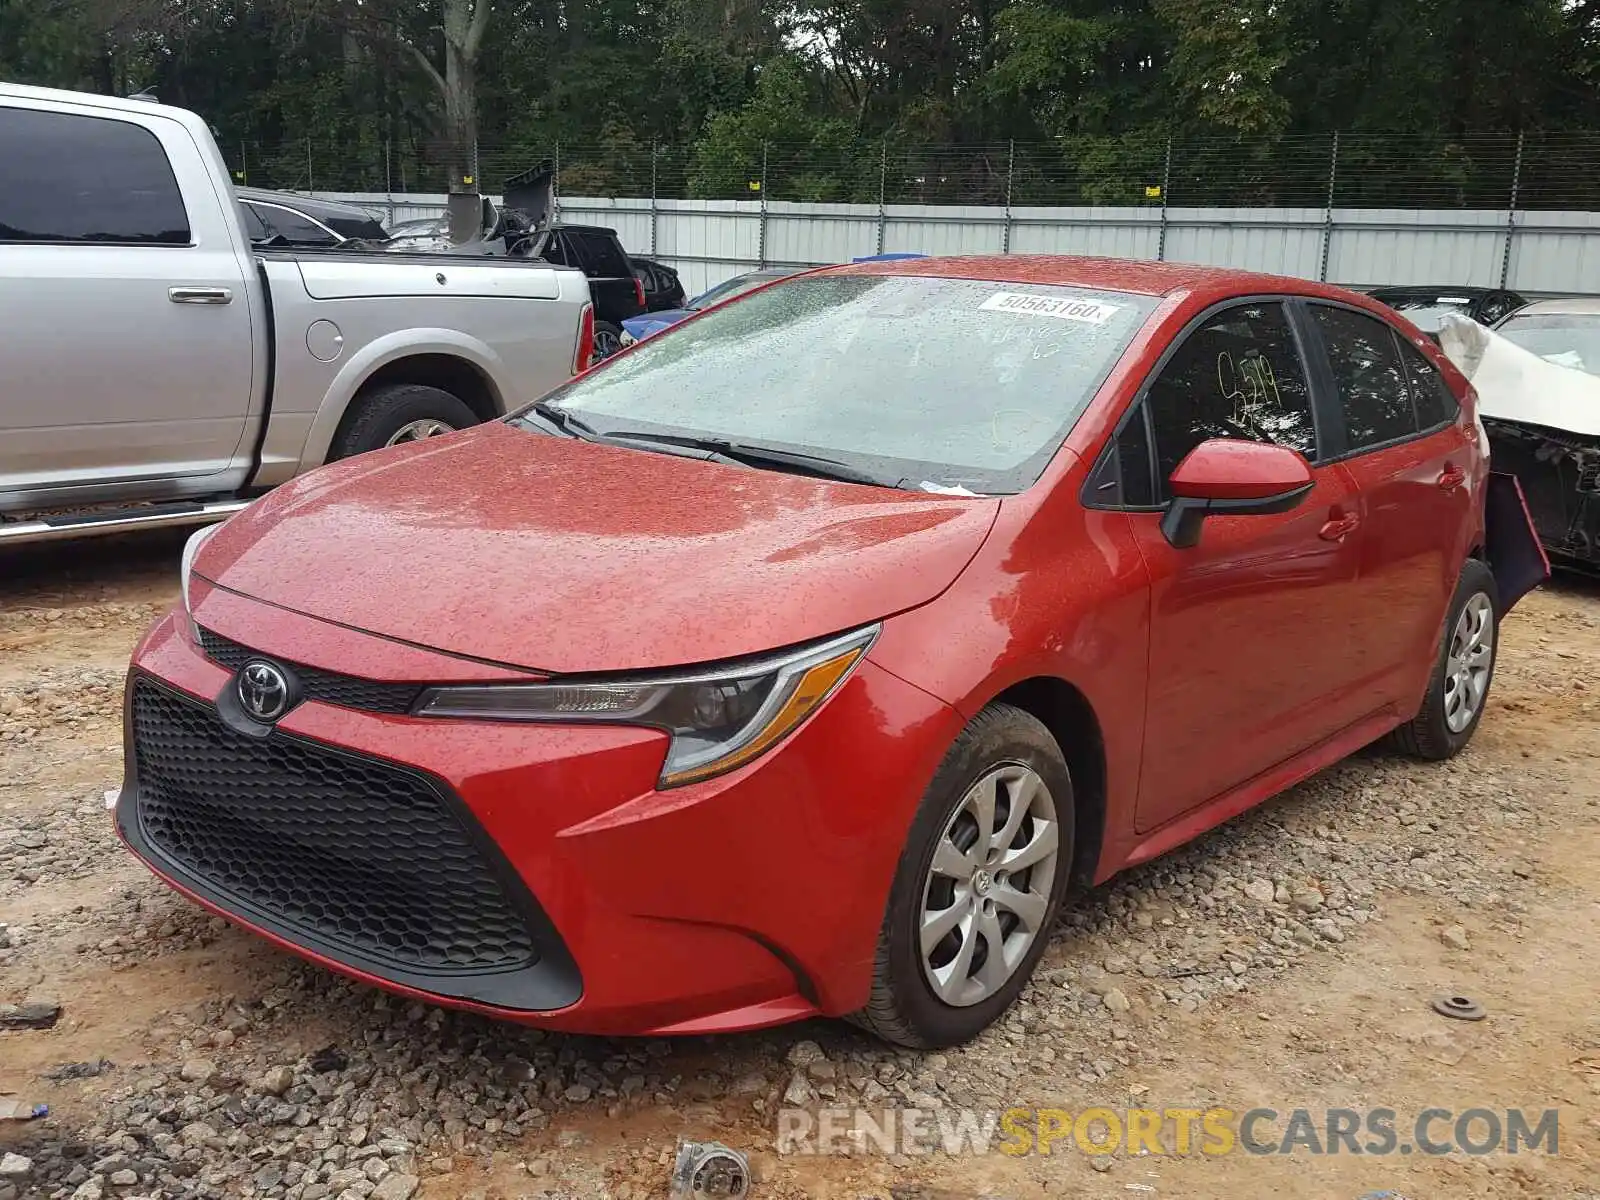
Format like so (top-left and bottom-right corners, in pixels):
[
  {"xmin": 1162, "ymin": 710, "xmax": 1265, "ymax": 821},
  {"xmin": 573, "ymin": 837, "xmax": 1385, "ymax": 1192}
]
[
  {"xmin": 622, "ymin": 309, "xmax": 692, "ymax": 338},
  {"xmin": 196, "ymin": 423, "xmax": 1000, "ymax": 674}
]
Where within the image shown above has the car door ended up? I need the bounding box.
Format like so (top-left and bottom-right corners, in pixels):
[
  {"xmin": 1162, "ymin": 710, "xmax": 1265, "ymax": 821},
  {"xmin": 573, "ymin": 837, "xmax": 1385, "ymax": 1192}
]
[
  {"xmin": 1108, "ymin": 299, "xmax": 1372, "ymax": 834},
  {"xmin": 1301, "ymin": 303, "xmax": 1478, "ymax": 711},
  {"xmin": 567, "ymin": 230, "xmax": 644, "ymax": 324},
  {"xmin": 0, "ymin": 101, "xmax": 254, "ymax": 498}
]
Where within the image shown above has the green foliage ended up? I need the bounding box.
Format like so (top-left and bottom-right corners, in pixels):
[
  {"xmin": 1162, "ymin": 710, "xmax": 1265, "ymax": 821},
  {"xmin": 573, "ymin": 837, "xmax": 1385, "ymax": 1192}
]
[{"xmin": 3, "ymin": 0, "xmax": 1597, "ymax": 205}]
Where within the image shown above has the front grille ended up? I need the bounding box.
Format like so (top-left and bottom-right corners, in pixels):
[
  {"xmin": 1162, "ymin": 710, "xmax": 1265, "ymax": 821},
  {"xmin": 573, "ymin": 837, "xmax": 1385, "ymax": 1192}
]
[
  {"xmin": 131, "ymin": 678, "xmax": 539, "ymax": 974},
  {"xmin": 198, "ymin": 628, "xmax": 424, "ymax": 715}
]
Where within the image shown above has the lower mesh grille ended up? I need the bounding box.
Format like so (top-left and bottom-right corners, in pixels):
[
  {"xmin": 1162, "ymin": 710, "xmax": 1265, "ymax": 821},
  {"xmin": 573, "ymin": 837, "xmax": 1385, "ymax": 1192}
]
[{"xmin": 130, "ymin": 677, "xmax": 539, "ymax": 974}]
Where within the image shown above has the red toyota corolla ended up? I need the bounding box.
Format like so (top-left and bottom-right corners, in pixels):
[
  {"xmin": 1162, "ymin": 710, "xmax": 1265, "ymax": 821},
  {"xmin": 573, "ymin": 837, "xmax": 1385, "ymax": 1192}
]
[{"xmin": 118, "ymin": 257, "xmax": 1545, "ymax": 1049}]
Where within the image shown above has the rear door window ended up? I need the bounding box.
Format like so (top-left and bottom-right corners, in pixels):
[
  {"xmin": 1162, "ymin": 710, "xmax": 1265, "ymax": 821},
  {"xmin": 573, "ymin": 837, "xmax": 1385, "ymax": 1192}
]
[
  {"xmin": 0, "ymin": 106, "xmax": 190, "ymax": 244},
  {"xmin": 1310, "ymin": 305, "xmax": 1417, "ymax": 451},
  {"xmin": 572, "ymin": 231, "xmax": 630, "ymax": 278}
]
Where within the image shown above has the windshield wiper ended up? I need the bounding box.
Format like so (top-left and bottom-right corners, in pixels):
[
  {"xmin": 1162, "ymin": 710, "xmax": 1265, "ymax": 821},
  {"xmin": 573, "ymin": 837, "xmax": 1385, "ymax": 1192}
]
[
  {"xmin": 529, "ymin": 401, "xmax": 602, "ymax": 441},
  {"xmin": 599, "ymin": 430, "xmax": 896, "ymax": 488}
]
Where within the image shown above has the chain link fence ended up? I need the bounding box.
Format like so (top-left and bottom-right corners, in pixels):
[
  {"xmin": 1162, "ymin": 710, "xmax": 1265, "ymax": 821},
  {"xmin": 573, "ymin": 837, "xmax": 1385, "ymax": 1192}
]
[{"xmin": 225, "ymin": 131, "xmax": 1600, "ymax": 211}]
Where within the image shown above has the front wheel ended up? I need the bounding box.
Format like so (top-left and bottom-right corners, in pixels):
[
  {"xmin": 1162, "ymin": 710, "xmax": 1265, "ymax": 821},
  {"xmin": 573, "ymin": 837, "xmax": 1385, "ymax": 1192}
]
[
  {"xmin": 1388, "ymin": 558, "xmax": 1500, "ymax": 760},
  {"xmin": 329, "ymin": 383, "xmax": 477, "ymax": 460},
  {"xmin": 851, "ymin": 704, "xmax": 1074, "ymax": 1049}
]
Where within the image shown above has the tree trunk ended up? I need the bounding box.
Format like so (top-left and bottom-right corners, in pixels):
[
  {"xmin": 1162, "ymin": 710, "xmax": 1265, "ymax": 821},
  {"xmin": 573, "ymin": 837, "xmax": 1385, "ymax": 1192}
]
[{"xmin": 440, "ymin": 0, "xmax": 486, "ymax": 193}]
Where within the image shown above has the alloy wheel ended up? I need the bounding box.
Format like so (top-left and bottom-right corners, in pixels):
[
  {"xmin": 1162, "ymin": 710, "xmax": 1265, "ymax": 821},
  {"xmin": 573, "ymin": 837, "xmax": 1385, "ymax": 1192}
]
[
  {"xmin": 1443, "ymin": 592, "xmax": 1494, "ymax": 733},
  {"xmin": 919, "ymin": 763, "xmax": 1060, "ymax": 1008},
  {"xmin": 384, "ymin": 419, "xmax": 456, "ymax": 447}
]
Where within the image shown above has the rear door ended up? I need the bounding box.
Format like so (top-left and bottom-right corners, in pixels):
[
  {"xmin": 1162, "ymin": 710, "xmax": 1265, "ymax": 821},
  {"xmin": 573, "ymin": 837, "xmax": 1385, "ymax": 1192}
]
[
  {"xmin": 0, "ymin": 100, "xmax": 254, "ymax": 497},
  {"xmin": 1300, "ymin": 303, "xmax": 1478, "ymax": 710},
  {"xmin": 1111, "ymin": 299, "xmax": 1373, "ymax": 833}
]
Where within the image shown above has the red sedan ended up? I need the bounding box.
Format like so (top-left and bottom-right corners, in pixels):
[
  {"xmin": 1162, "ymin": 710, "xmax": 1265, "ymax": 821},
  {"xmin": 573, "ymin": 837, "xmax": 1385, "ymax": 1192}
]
[{"xmin": 118, "ymin": 257, "xmax": 1543, "ymax": 1049}]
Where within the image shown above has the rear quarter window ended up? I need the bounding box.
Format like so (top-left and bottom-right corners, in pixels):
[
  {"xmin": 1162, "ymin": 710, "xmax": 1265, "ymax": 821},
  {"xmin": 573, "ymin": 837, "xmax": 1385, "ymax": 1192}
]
[{"xmin": 1399, "ymin": 341, "xmax": 1460, "ymax": 429}]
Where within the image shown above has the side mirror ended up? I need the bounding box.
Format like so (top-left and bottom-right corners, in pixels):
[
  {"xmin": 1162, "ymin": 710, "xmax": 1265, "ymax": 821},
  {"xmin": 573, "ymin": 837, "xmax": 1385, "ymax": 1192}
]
[{"xmin": 1160, "ymin": 439, "xmax": 1314, "ymax": 549}]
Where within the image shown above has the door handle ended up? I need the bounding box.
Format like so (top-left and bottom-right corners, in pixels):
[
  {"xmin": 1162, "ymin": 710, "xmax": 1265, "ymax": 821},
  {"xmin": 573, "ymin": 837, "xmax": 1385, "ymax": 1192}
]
[
  {"xmin": 1437, "ymin": 464, "xmax": 1466, "ymax": 491},
  {"xmin": 1318, "ymin": 513, "xmax": 1361, "ymax": 542},
  {"xmin": 168, "ymin": 286, "xmax": 233, "ymax": 305}
]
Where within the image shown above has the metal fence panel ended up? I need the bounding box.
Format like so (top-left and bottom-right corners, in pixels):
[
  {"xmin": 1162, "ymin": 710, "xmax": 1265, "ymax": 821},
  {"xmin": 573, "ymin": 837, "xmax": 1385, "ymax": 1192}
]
[
  {"xmin": 1325, "ymin": 209, "xmax": 1509, "ymax": 289},
  {"xmin": 1007, "ymin": 208, "xmax": 1162, "ymax": 260},
  {"xmin": 309, "ymin": 191, "xmax": 1600, "ymax": 297}
]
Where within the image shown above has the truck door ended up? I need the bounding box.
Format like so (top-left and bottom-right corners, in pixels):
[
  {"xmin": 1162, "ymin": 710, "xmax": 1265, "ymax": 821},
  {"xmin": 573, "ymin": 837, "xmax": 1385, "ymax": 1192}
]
[{"xmin": 0, "ymin": 100, "xmax": 255, "ymax": 500}]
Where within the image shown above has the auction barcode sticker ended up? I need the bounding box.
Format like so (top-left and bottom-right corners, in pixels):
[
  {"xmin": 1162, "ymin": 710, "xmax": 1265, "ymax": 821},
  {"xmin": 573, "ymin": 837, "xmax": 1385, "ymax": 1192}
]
[{"xmin": 979, "ymin": 292, "xmax": 1123, "ymax": 324}]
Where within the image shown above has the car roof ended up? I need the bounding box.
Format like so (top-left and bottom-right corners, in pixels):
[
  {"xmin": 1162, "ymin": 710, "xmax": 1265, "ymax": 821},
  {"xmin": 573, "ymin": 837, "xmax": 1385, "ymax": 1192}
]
[
  {"xmin": 824, "ymin": 253, "xmax": 1385, "ymax": 305},
  {"xmin": 1503, "ymin": 297, "xmax": 1600, "ymax": 317},
  {"xmin": 236, "ymin": 188, "xmax": 378, "ymax": 221},
  {"xmin": 1368, "ymin": 285, "xmax": 1503, "ymax": 299},
  {"xmin": 551, "ymin": 222, "xmax": 619, "ymax": 237}
]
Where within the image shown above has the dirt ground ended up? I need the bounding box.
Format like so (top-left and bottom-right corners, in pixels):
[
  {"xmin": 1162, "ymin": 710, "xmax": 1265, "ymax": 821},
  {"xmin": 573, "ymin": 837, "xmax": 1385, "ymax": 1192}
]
[{"xmin": 2, "ymin": 530, "xmax": 1598, "ymax": 1200}]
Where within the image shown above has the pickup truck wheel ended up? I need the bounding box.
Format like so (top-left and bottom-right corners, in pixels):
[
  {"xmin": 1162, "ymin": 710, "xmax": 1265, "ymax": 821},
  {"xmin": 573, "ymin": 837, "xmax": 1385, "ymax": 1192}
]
[
  {"xmin": 592, "ymin": 322, "xmax": 624, "ymax": 362},
  {"xmin": 331, "ymin": 384, "xmax": 478, "ymax": 460},
  {"xmin": 1387, "ymin": 558, "xmax": 1500, "ymax": 761},
  {"xmin": 850, "ymin": 704, "xmax": 1074, "ymax": 1049}
]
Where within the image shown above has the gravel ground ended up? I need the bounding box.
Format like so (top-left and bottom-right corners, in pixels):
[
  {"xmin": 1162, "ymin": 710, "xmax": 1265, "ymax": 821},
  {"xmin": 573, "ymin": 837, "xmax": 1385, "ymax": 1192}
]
[{"xmin": 2, "ymin": 533, "xmax": 1598, "ymax": 1199}]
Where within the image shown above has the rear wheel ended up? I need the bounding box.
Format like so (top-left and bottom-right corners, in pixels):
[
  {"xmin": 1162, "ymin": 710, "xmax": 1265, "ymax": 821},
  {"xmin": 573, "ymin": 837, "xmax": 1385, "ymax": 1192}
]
[
  {"xmin": 851, "ymin": 704, "xmax": 1073, "ymax": 1049},
  {"xmin": 1388, "ymin": 558, "xmax": 1499, "ymax": 760},
  {"xmin": 591, "ymin": 321, "xmax": 624, "ymax": 362},
  {"xmin": 330, "ymin": 383, "xmax": 477, "ymax": 460}
]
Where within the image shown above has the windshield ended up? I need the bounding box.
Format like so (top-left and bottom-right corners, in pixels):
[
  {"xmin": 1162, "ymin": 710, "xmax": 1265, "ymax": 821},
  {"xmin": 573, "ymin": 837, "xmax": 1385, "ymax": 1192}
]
[
  {"xmin": 513, "ymin": 273, "xmax": 1157, "ymax": 494},
  {"xmin": 689, "ymin": 272, "xmax": 796, "ymax": 311},
  {"xmin": 1497, "ymin": 313, "xmax": 1600, "ymax": 376}
]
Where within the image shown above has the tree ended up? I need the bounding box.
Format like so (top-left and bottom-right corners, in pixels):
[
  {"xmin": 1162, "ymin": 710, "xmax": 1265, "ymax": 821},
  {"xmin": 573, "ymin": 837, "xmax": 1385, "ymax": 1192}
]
[{"xmin": 281, "ymin": 0, "xmax": 493, "ymax": 189}]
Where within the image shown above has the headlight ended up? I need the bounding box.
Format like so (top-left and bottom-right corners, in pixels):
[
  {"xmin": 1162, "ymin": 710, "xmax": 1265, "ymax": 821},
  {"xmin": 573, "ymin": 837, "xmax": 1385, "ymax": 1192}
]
[
  {"xmin": 415, "ymin": 625, "xmax": 879, "ymax": 787},
  {"xmin": 179, "ymin": 523, "xmax": 222, "ymax": 642}
]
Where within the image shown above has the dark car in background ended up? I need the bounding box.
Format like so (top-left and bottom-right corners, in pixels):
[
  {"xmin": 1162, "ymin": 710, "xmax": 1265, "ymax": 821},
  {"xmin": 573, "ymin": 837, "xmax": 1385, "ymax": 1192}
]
[
  {"xmin": 1369, "ymin": 286, "xmax": 1527, "ymax": 341},
  {"xmin": 632, "ymin": 257, "xmax": 687, "ymax": 312},
  {"xmin": 236, "ymin": 187, "xmax": 389, "ymax": 247}
]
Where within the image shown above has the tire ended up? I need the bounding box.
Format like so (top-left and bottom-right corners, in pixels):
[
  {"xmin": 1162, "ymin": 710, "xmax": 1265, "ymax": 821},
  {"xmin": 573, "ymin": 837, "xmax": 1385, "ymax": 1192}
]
[
  {"xmin": 591, "ymin": 321, "xmax": 624, "ymax": 362},
  {"xmin": 1387, "ymin": 558, "xmax": 1500, "ymax": 760},
  {"xmin": 329, "ymin": 383, "xmax": 478, "ymax": 460},
  {"xmin": 851, "ymin": 704, "xmax": 1074, "ymax": 1049}
]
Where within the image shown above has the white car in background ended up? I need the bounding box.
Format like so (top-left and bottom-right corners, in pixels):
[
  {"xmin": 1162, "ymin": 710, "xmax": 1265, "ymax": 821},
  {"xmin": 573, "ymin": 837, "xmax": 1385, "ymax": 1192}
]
[{"xmin": 1442, "ymin": 299, "xmax": 1600, "ymax": 572}]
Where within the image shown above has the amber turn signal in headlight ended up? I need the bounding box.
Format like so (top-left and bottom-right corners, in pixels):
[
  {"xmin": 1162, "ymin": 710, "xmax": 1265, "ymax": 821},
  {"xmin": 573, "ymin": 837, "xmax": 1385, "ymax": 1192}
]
[{"xmin": 414, "ymin": 625, "xmax": 879, "ymax": 788}]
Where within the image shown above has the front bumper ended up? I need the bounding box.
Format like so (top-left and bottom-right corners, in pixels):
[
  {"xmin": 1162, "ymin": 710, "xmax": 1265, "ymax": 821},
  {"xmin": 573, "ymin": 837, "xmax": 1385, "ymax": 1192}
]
[
  {"xmin": 118, "ymin": 595, "xmax": 959, "ymax": 1035},
  {"xmin": 1486, "ymin": 418, "xmax": 1600, "ymax": 570}
]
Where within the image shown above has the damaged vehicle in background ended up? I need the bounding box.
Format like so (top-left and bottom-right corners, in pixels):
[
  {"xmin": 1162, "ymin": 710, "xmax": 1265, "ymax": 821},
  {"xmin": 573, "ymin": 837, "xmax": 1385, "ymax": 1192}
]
[
  {"xmin": 378, "ymin": 164, "xmax": 644, "ymax": 357},
  {"xmin": 1441, "ymin": 301, "xmax": 1600, "ymax": 572},
  {"xmin": 236, "ymin": 187, "xmax": 391, "ymax": 248},
  {"xmin": 1368, "ymin": 285, "xmax": 1527, "ymax": 342}
]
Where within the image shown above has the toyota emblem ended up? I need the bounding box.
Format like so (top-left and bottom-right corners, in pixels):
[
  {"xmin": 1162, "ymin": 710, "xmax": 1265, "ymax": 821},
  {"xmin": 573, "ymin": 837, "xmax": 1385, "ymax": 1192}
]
[{"xmin": 237, "ymin": 661, "xmax": 292, "ymax": 723}]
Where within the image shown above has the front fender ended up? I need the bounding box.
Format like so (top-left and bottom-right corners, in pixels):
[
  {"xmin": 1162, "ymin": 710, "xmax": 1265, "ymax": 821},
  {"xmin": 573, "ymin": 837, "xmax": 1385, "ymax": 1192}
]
[{"xmin": 296, "ymin": 328, "xmax": 511, "ymax": 473}]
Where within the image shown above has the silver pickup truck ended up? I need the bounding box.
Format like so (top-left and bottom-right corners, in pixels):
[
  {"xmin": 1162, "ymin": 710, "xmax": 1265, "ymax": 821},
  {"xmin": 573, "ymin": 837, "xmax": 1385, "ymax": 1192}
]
[{"xmin": 0, "ymin": 84, "xmax": 593, "ymax": 545}]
